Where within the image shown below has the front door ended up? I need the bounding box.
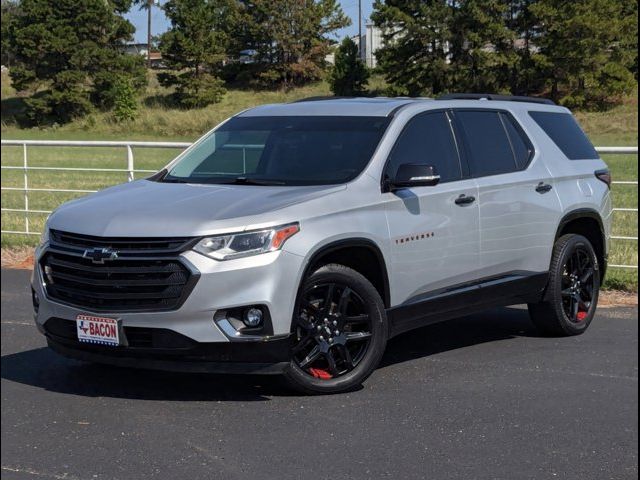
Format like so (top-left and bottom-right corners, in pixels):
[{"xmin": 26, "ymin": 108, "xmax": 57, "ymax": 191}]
[{"xmin": 383, "ymin": 111, "xmax": 482, "ymax": 307}]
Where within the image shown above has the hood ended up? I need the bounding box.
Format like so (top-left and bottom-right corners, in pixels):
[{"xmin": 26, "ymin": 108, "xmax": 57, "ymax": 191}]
[{"xmin": 47, "ymin": 180, "xmax": 346, "ymax": 237}]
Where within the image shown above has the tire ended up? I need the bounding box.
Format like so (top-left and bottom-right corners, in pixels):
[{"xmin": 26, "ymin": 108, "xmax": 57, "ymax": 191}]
[
  {"xmin": 528, "ymin": 234, "xmax": 601, "ymax": 336},
  {"xmin": 283, "ymin": 263, "xmax": 388, "ymax": 395}
]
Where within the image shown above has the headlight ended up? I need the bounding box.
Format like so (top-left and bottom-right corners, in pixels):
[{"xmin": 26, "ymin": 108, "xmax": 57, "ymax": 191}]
[{"xmin": 193, "ymin": 223, "xmax": 300, "ymax": 260}]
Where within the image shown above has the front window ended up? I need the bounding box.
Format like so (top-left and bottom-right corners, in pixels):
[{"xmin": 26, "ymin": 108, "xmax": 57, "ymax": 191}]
[{"xmin": 162, "ymin": 116, "xmax": 391, "ymax": 186}]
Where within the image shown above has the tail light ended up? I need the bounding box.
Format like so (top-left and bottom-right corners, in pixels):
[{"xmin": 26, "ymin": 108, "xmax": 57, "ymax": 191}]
[{"xmin": 595, "ymin": 169, "xmax": 612, "ymax": 189}]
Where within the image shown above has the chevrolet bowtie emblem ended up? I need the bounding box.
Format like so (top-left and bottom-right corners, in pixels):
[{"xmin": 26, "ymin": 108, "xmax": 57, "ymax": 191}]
[{"xmin": 83, "ymin": 247, "xmax": 119, "ymax": 264}]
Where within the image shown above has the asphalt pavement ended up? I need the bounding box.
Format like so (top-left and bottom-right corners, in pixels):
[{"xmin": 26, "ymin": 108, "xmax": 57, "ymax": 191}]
[{"xmin": 1, "ymin": 268, "xmax": 638, "ymax": 480}]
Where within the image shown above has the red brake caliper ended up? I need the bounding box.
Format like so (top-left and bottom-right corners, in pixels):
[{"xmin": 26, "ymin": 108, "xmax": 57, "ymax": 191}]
[
  {"xmin": 576, "ymin": 311, "xmax": 588, "ymax": 322},
  {"xmin": 309, "ymin": 368, "xmax": 333, "ymax": 380}
]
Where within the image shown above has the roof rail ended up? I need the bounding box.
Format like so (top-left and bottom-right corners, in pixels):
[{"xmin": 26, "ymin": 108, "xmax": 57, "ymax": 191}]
[
  {"xmin": 437, "ymin": 93, "xmax": 555, "ymax": 105},
  {"xmin": 291, "ymin": 96, "xmax": 352, "ymax": 103},
  {"xmin": 291, "ymin": 96, "xmax": 432, "ymax": 103}
]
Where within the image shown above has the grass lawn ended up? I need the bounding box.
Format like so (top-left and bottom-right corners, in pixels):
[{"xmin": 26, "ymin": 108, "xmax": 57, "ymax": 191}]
[{"xmin": 1, "ymin": 72, "xmax": 637, "ymax": 290}]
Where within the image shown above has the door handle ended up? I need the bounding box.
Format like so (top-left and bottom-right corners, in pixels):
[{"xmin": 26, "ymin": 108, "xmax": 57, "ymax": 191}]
[
  {"xmin": 536, "ymin": 182, "xmax": 553, "ymax": 194},
  {"xmin": 455, "ymin": 194, "xmax": 476, "ymax": 206}
]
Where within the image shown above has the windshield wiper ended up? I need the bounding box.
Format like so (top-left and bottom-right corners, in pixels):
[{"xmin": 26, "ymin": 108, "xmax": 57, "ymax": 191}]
[
  {"xmin": 229, "ymin": 177, "xmax": 286, "ymax": 186},
  {"xmin": 160, "ymin": 176, "xmax": 284, "ymax": 186},
  {"xmin": 161, "ymin": 177, "xmax": 189, "ymax": 183}
]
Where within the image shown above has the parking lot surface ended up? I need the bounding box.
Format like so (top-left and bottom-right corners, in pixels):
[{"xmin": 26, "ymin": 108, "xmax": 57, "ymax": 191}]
[{"xmin": 1, "ymin": 268, "xmax": 638, "ymax": 480}]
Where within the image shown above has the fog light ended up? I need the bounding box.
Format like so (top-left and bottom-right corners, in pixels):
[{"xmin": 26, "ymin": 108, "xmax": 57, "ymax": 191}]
[{"xmin": 243, "ymin": 308, "xmax": 263, "ymax": 327}]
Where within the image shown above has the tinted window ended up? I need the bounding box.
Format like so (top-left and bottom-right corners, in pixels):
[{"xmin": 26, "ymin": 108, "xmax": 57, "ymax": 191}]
[
  {"xmin": 529, "ymin": 111, "xmax": 599, "ymax": 160},
  {"xmin": 165, "ymin": 116, "xmax": 391, "ymax": 186},
  {"xmin": 456, "ymin": 110, "xmax": 518, "ymax": 177},
  {"xmin": 500, "ymin": 113, "xmax": 533, "ymax": 169},
  {"xmin": 387, "ymin": 112, "xmax": 462, "ymax": 183}
]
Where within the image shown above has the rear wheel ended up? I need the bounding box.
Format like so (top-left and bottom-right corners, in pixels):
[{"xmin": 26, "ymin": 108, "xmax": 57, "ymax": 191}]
[
  {"xmin": 528, "ymin": 234, "xmax": 600, "ymax": 336},
  {"xmin": 283, "ymin": 264, "xmax": 388, "ymax": 394}
]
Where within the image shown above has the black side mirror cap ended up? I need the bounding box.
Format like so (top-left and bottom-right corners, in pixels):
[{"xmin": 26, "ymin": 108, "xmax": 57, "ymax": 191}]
[{"xmin": 390, "ymin": 164, "xmax": 441, "ymax": 190}]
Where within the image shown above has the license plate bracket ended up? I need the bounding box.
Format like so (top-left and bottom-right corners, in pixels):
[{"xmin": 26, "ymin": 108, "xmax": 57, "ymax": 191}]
[{"xmin": 76, "ymin": 314, "xmax": 121, "ymax": 346}]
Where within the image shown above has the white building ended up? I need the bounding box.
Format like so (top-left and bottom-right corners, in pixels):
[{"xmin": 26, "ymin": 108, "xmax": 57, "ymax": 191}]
[{"xmin": 364, "ymin": 22, "xmax": 383, "ymax": 68}]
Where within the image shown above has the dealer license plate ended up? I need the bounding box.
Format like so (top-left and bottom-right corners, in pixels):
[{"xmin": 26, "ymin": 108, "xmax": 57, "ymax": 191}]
[{"xmin": 76, "ymin": 314, "xmax": 120, "ymax": 346}]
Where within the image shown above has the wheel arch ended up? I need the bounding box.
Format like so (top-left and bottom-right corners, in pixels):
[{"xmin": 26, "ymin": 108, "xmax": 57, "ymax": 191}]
[
  {"xmin": 298, "ymin": 238, "xmax": 391, "ymax": 309},
  {"xmin": 555, "ymin": 209, "xmax": 607, "ymax": 280}
]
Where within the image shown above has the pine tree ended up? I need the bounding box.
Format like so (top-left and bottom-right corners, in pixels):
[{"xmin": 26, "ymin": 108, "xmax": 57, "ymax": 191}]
[
  {"xmin": 371, "ymin": 0, "xmax": 514, "ymax": 96},
  {"xmin": 241, "ymin": 0, "xmax": 350, "ymax": 88},
  {"xmin": 504, "ymin": 0, "xmax": 545, "ymax": 95},
  {"xmin": 158, "ymin": 0, "xmax": 239, "ymax": 108},
  {"xmin": 7, "ymin": 0, "xmax": 146, "ymax": 124},
  {"xmin": 329, "ymin": 37, "xmax": 370, "ymax": 96},
  {"xmin": 371, "ymin": 0, "xmax": 453, "ymax": 96},
  {"xmin": 1, "ymin": 0, "xmax": 19, "ymax": 67},
  {"xmin": 448, "ymin": 0, "xmax": 515, "ymax": 93},
  {"xmin": 530, "ymin": 0, "xmax": 636, "ymax": 107},
  {"xmin": 614, "ymin": 0, "xmax": 637, "ymax": 80}
]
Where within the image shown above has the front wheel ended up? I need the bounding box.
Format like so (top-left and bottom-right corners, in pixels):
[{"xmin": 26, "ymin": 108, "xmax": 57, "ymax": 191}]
[
  {"xmin": 528, "ymin": 234, "xmax": 601, "ymax": 336},
  {"xmin": 283, "ymin": 264, "xmax": 388, "ymax": 394}
]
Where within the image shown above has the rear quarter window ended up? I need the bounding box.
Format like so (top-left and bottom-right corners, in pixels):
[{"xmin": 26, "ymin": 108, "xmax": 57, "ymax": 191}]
[{"xmin": 529, "ymin": 111, "xmax": 599, "ymax": 160}]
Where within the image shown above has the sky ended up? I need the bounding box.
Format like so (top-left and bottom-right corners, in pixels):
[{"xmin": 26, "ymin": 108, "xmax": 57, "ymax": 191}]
[{"xmin": 124, "ymin": 1, "xmax": 375, "ymax": 44}]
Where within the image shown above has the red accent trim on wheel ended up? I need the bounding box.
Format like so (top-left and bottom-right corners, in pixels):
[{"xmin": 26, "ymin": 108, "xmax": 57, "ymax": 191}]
[{"xmin": 309, "ymin": 368, "xmax": 333, "ymax": 380}]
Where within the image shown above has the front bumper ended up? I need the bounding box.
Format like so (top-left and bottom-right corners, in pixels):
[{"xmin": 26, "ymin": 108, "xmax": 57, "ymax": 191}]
[
  {"xmin": 32, "ymin": 246, "xmax": 306, "ymax": 371},
  {"xmin": 44, "ymin": 318, "xmax": 292, "ymax": 374}
]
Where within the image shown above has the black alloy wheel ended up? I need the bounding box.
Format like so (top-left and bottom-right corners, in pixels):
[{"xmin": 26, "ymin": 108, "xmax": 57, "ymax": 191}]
[
  {"xmin": 528, "ymin": 234, "xmax": 601, "ymax": 336},
  {"xmin": 292, "ymin": 282, "xmax": 373, "ymax": 379},
  {"xmin": 561, "ymin": 245, "xmax": 596, "ymax": 323},
  {"xmin": 284, "ymin": 264, "xmax": 388, "ymax": 394}
]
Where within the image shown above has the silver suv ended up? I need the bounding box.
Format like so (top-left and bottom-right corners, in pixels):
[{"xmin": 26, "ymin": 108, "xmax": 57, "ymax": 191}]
[{"xmin": 32, "ymin": 94, "xmax": 612, "ymax": 394}]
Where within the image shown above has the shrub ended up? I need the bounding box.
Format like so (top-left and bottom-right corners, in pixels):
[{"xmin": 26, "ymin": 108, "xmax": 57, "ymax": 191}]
[{"xmin": 329, "ymin": 37, "xmax": 370, "ymax": 96}]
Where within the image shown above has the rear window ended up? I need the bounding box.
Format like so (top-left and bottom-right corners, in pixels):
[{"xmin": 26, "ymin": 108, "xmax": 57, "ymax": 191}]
[
  {"xmin": 529, "ymin": 111, "xmax": 599, "ymax": 160},
  {"xmin": 455, "ymin": 110, "xmax": 519, "ymax": 177}
]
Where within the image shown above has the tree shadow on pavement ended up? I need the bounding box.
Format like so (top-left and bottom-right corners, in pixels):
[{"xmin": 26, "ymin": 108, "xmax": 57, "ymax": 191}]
[{"xmin": 1, "ymin": 307, "xmax": 540, "ymax": 401}]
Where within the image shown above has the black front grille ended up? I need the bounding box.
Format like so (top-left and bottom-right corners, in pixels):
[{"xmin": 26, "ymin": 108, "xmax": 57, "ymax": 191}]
[{"xmin": 41, "ymin": 231, "xmax": 199, "ymax": 312}]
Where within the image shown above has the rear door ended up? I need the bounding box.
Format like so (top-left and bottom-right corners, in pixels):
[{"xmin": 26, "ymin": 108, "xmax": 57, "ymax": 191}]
[
  {"xmin": 452, "ymin": 109, "xmax": 562, "ymax": 277},
  {"xmin": 383, "ymin": 110, "xmax": 481, "ymax": 305}
]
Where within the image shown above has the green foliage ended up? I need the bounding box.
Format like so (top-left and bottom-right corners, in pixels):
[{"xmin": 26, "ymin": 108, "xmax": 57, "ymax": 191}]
[
  {"xmin": 1, "ymin": 0, "xmax": 19, "ymax": 66},
  {"xmin": 6, "ymin": 0, "xmax": 146, "ymax": 125},
  {"xmin": 371, "ymin": 0, "xmax": 637, "ymax": 107},
  {"xmin": 166, "ymin": 71, "xmax": 227, "ymax": 108},
  {"xmin": 329, "ymin": 37, "xmax": 370, "ymax": 96},
  {"xmin": 371, "ymin": 0, "xmax": 454, "ymax": 96},
  {"xmin": 240, "ymin": 0, "xmax": 351, "ymax": 88},
  {"xmin": 530, "ymin": 0, "xmax": 637, "ymax": 108},
  {"xmin": 111, "ymin": 76, "xmax": 138, "ymax": 122},
  {"xmin": 158, "ymin": 0, "xmax": 237, "ymax": 107}
]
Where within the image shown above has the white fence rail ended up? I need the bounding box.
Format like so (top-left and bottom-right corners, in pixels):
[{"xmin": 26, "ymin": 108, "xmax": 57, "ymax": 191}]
[{"xmin": 1, "ymin": 140, "xmax": 637, "ymax": 270}]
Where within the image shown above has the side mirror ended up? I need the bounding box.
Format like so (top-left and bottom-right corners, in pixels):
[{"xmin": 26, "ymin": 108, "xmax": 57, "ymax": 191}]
[{"xmin": 390, "ymin": 164, "xmax": 441, "ymax": 190}]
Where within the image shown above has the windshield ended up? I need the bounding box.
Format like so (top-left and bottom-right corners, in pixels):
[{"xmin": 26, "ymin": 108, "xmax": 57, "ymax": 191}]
[{"xmin": 162, "ymin": 116, "xmax": 391, "ymax": 186}]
